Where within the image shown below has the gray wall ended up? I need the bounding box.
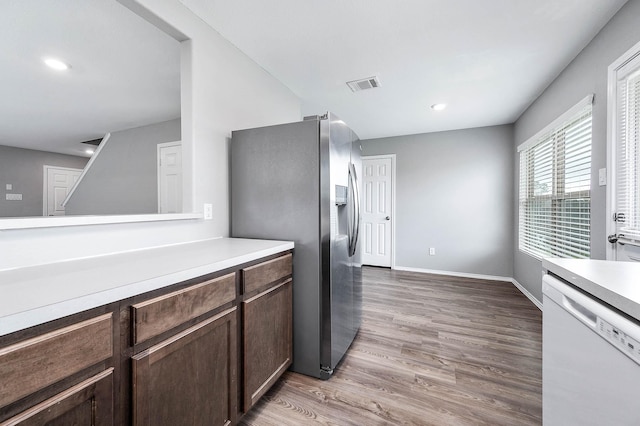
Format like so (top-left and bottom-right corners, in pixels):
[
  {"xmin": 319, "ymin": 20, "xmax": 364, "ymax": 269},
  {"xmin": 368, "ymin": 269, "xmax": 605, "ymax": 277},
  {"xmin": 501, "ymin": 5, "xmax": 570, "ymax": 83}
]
[
  {"xmin": 362, "ymin": 124, "xmax": 514, "ymax": 278},
  {"xmin": 513, "ymin": 0, "xmax": 640, "ymax": 301},
  {"xmin": 0, "ymin": 145, "xmax": 88, "ymax": 217},
  {"xmin": 66, "ymin": 119, "xmax": 180, "ymax": 215}
]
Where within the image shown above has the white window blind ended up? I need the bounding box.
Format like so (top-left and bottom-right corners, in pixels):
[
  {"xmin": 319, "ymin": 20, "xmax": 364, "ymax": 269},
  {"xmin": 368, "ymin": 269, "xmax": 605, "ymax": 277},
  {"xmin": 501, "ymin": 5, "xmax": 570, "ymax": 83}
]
[
  {"xmin": 518, "ymin": 96, "xmax": 592, "ymax": 259},
  {"xmin": 615, "ymin": 64, "xmax": 640, "ymax": 239}
]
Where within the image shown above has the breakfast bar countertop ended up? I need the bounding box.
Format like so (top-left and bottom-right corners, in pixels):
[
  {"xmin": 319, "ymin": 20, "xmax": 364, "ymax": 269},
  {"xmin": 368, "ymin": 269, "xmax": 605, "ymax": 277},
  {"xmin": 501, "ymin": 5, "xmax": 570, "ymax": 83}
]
[{"xmin": 0, "ymin": 237, "xmax": 294, "ymax": 336}]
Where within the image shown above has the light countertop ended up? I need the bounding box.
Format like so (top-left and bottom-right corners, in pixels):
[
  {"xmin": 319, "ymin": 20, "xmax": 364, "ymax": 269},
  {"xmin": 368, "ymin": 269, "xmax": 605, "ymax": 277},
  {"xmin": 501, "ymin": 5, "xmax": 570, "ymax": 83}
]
[
  {"xmin": 0, "ymin": 237, "xmax": 293, "ymax": 336},
  {"xmin": 543, "ymin": 258, "xmax": 640, "ymax": 321}
]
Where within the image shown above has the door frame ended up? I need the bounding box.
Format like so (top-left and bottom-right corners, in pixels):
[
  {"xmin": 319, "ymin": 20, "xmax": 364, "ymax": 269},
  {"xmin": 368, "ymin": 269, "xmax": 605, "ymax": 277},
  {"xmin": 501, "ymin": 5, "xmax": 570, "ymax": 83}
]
[
  {"xmin": 606, "ymin": 39, "xmax": 640, "ymax": 260},
  {"xmin": 362, "ymin": 154, "xmax": 396, "ymax": 269},
  {"xmin": 42, "ymin": 165, "xmax": 84, "ymax": 216}
]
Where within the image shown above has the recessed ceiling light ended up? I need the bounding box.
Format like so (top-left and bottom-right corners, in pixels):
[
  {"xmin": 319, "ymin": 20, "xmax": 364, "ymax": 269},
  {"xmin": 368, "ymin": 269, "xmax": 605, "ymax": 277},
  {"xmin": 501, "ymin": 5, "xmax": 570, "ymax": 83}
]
[
  {"xmin": 43, "ymin": 58, "xmax": 71, "ymax": 71},
  {"xmin": 431, "ymin": 103, "xmax": 447, "ymax": 111},
  {"xmin": 85, "ymin": 149, "xmax": 95, "ymax": 155}
]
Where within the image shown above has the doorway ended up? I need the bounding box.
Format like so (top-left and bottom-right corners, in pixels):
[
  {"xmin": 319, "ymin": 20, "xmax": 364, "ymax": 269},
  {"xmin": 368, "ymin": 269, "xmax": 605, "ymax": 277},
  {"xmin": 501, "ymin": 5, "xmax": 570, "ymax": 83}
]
[
  {"xmin": 43, "ymin": 165, "xmax": 83, "ymax": 216},
  {"xmin": 606, "ymin": 40, "xmax": 640, "ymax": 261},
  {"xmin": 362, "ymin": 155, "xmax": 395, "ymax": 268},
  {"xmin": 157, "ymin": 141, "xmax": 183, "ymax": 214}
]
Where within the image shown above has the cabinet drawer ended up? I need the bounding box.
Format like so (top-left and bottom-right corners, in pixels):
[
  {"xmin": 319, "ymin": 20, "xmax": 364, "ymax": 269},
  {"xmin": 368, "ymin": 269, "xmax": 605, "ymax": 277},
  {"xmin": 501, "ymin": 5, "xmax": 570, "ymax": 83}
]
[
  {"xmin": 242, "ymin": 253, "xmax": 292, "ymax": 295},
  {"xmin": 0, "ymin": 313, "xmax": 113, "ymax": 408},
  {"xmin": 132, "ymin": 272, "xmax": 236, "ymax": 344},
  {"xmin": 3, "ymin": 368, "xmax": 114, "ymax": 426}
]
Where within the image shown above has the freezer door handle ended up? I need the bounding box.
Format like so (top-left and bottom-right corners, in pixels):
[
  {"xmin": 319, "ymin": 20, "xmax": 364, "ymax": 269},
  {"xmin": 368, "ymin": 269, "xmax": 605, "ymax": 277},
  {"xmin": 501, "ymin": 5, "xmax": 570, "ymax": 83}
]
[{"xmin": 348, "ymin": 162, "xmax": 361, "ymax": 257}]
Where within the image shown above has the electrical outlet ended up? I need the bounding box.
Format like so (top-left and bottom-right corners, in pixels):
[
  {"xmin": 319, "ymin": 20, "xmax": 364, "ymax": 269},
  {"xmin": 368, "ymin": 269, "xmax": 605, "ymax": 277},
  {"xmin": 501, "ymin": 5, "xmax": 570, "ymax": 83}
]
[
  {"xmin": 6, "ymin": 193, "xmax": 22, "ymax": 201},
  {"xmin": 429, "ymin": 247, "xmax": 436, "ymax": 256},
  {"xmin": 204, "ymin": 203, "xmax": 213, "ymax": 220}
]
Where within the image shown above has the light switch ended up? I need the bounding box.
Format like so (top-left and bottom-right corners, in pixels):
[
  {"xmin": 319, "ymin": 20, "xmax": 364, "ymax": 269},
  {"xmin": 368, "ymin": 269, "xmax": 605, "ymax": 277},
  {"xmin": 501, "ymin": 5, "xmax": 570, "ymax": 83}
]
[
  {"xmin": 599, "ymin": 168, "xmax": 607, "ymax": 186},
  {"xmin": 6, "ymin": 193, "xmax": 22, "ymax": 201},
  {"xmin": 5, "ymin": 184, "xmax": 12, "ymax": 190}
]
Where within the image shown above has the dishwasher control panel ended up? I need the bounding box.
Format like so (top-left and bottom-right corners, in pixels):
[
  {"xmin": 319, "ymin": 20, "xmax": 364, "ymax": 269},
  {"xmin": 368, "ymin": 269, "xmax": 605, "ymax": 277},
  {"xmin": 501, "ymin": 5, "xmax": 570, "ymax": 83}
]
[{"xmin": 597, "ymin": 317, "xmax": 640, "ymax": 365}]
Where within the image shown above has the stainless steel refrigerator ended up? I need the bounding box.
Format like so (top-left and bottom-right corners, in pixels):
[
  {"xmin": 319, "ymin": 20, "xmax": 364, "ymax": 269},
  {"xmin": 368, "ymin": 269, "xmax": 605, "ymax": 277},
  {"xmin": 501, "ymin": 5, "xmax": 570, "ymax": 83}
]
[{"xmin": 231, "ymin": 112, "xmax": 362, "ymax": 379}]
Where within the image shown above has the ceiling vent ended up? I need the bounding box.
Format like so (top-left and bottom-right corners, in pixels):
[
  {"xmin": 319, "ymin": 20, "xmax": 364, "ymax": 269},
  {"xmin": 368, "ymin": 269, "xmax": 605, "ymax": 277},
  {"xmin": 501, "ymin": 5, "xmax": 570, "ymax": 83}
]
[{"xmin": 346, "ymin": 76, "xmax": 381, "ymax": 92}]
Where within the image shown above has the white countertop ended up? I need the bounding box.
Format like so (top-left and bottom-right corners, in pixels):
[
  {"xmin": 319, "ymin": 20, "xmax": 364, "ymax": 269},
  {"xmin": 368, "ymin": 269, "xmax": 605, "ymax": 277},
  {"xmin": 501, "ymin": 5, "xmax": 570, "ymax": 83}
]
[
  {"xmin": 0, "ymin": 237, "xmax": 294, "ymax": 336},
  {"xmin": 542, "ymin": 258, "xmax": 640, "ymax": 321}
]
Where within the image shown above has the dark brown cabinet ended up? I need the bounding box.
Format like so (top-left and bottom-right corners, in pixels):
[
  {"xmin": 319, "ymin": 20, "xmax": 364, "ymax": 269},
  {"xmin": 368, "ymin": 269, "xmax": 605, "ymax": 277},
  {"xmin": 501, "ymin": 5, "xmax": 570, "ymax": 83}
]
[
  {"xmin": 0, "ymin": 312, "xmax": 115, "ymax": 425},
  {"xmin": 2, "ymin": 369, "xmax": 114, "ymax": 426},
  {"xmin": 242, "ymin": 280, "xmax": 292, "ymax": 411},
  {"xmin": 132, "ymin": 308, "xmax": 237, "ymax": 426},
  {"xmin": 0, "ymin": 250, "xmax": 293, "ymax": 426},
  {"xmin": 240, "ymin": 253, "xmax": 293, "ymax": 412}
]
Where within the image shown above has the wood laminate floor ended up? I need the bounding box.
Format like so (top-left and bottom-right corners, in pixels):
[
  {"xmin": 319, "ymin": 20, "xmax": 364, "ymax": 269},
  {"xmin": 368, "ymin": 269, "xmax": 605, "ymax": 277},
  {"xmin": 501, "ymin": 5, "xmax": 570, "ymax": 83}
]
[{"xmin": 240, "ymin": 267, "xmax": 542, "ymax": 426}]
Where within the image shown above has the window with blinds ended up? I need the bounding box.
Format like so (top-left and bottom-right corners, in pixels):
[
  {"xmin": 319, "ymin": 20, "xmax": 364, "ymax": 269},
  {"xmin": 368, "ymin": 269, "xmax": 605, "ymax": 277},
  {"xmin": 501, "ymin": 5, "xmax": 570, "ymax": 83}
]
[
  {"xmin": 614, "ymin": 63, "xmax": 640, "ymax": 240},
  {"xmin": 518, "ymin": 96, "xmax": 593, "ymax": 259}
]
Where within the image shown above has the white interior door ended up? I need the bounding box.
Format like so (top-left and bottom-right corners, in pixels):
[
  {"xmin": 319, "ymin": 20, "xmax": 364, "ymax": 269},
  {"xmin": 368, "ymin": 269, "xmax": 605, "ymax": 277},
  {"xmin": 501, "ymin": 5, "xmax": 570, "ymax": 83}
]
[
  {"xmin": 362, "ymin": 156, "xmax": 393, "ymax": 267},
  {"xmin": 43, "ymin": 166, "xmax": 82, "ymax": 216},
  {"xmin": 607, "ymin": 41, "xmax": 640, "ymax": 261},
  {"xmin": 158, "ymin": 142, "xmax": 182, "ymax": 214}
]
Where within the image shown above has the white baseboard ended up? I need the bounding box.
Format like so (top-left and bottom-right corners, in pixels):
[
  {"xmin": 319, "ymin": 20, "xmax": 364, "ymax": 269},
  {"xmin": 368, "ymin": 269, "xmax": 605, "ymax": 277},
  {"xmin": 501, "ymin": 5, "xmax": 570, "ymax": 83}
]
[
  {"xmin": 393, "ymin": 265, "xmax": 513, "ymax": 282},
  {"xmin": 510, "ymin": 278, "xmax": 543, "ymax": 310},
  {"xmin": 392, "ymin": 265, "xmax": 543, "ymax": 311}
]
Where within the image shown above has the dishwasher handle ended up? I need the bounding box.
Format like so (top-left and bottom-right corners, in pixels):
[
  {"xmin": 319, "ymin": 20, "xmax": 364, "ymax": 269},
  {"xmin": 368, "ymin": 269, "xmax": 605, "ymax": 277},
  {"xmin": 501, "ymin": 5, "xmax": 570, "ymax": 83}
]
[
  {"xmin": 543, "ymin": 274, "xmax": 640, "ymax": 341},
  {"xmin": 563, "ymin": 294, "xmax": 597, "ymax": 327},
  {"xmin": 543, "ymin": 274, "xmax": 603, "ymax": 331},
  {"xmin": 543, "ymin": 273, "xmax": 640, "ymax": 366}
]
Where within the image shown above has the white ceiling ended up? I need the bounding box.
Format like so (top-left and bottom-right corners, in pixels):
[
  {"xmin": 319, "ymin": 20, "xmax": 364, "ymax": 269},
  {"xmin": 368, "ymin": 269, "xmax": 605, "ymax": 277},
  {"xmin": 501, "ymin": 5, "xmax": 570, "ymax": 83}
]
[
  {"xmin": 180, "ymin": 0, "xmax": 628, "ymax": 140},
  {"xmin": 1, "ymin": 1, "xmax": 629, "ymax": 157},
  {"xmin": 0, "ymin": 0, "xmax": 180, "ymax": 157}
]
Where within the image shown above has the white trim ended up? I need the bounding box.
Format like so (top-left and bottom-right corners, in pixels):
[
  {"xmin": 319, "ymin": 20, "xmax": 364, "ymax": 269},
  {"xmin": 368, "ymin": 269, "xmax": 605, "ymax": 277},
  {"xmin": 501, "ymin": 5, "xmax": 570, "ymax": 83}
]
[
  {"xmin": 62, "ymin": 133, "xmax": 111, "ymax": 207},
  {"xmin": 0, "ymin": 213, "xmax": 202, "ymax": 230},
  {"xmin": 606, "ymin": 40, "xmax": 640, "ymax": 260},
  {"xmin": 517, "ymin": 94, "xmax": 594, "ymax": 152},
  {"xmin": 362, "ymin": 154, "xmax": 397, "ymax": 269},
  {"xmin": 394, "ymin": 265, "xmax": 513, "ymax": 282},
  {"xmin": 393, "ymin": 265, "xmax": 543, "ymax": 311},
  {"xmin": 511, "ymin": 278, "xmax": 543, "ymax": 310}
]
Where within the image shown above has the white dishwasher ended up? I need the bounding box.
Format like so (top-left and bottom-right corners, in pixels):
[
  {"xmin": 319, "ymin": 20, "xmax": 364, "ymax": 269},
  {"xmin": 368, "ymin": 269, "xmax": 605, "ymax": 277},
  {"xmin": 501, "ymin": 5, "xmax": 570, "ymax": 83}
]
[{"xmin": 542, "ymin": 274, "xmax": 640, "ymax": 425}]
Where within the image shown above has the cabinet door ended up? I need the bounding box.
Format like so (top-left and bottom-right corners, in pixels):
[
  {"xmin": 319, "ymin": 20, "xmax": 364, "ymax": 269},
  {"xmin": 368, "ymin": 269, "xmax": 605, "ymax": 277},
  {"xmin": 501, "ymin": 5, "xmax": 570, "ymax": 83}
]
[
  {"xmin": 242, "ymin": 279, "xmax": 292, "ymax": 411},
  {"xmin": 2, "ymin": 369, "xmax": 114, "ymax": 426},
  {"xmin": 132, "ymin": 308, "xmax": 237, "ymax": 426}
]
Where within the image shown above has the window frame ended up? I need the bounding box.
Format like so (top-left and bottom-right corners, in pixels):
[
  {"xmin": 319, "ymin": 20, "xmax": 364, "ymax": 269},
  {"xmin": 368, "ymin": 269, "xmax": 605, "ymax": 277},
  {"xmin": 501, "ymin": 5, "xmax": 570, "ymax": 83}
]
[{"xmin": 518, "ymin": 95, "xmax": 593, "ymax": 260}]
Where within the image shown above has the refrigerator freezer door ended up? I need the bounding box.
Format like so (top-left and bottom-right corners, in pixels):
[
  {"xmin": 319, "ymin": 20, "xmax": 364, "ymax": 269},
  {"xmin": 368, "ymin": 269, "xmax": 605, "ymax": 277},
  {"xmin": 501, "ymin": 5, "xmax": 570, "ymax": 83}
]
[
  {"xmin": 321, "ymin": 115, "xmax": 363, "ymax": 374},
  {"xmin": 320, "ymin": 113, "xmax": 352, "ymax": 374}
]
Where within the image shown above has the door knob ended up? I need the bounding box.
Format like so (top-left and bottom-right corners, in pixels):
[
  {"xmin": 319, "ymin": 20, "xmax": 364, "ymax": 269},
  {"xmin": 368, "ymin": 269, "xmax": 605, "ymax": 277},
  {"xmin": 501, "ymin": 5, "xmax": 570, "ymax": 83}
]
[{"xmin": 385, "ymin": 216, "xmax": 390, "ymax": 220}]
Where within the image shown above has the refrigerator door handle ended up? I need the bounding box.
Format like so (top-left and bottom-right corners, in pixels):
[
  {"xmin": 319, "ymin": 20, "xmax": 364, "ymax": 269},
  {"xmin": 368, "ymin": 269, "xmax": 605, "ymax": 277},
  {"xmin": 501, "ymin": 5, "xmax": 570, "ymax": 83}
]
[
  {"xmin": 348, "ymin": 162, "xmax": 361, "ymax": 257},
  {"xmin": 347, "ymin": 165, "xmax": 354, "ymax": 255},
  {"xmin": 353, "ymin": 164, "xmax": 361, "ymax": 252}
]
